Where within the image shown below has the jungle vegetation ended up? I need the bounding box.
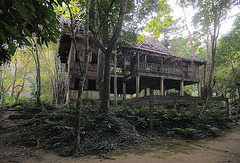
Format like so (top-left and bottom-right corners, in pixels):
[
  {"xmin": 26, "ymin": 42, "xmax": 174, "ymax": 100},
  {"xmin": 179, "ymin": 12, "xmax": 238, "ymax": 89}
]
[{"xmin": 0, "ymin": 0, "xmax": 240, "ymax": 156}]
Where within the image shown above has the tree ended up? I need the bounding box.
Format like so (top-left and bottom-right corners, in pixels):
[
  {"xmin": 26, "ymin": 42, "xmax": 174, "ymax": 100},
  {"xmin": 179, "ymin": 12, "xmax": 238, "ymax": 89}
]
[
  {"xmin": 215, "ymin": 15, "xmax": 240, "ymax": 101},
  {"xmin": 73, "ymin": 0, "xmax": 91, "ymax": 153},
  {"xmin": 98, "ymin": 0, "xmax": 129, "ymax": 113},
  {"xmin": 96, "ymin": 0, "xmax": 174, "ymax": 113},
  {"xmin": 31, "ymin": 38, "xmax": 42, "ymax": 106},
  {"xmin": 181, "ymin": 0, "xmax": 239, "ymax": 117},
  {"xmin": 181, "ymin": 5, "xmax": 196, "ymax": 59},
  {"xmin": 0, "ymin": 47, "xmax": 33, "ymax": 104},
  {"xmin": 0, "ymin": 0, "xmax": 65, "ymax": 66}
]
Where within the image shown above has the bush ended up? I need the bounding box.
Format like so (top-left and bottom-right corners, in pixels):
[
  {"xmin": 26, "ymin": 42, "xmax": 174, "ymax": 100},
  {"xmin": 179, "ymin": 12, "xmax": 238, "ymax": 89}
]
[
  {"xmin": 31, "ymin": 102, "xmax": 143, "ymax": 156},
  {"xmin": 16, "ymin": 100, "xmax": 230, "ymax": 156},
  {"xmin": 111, "ymin": 102, "xmax": 229, "ymax": 139}
]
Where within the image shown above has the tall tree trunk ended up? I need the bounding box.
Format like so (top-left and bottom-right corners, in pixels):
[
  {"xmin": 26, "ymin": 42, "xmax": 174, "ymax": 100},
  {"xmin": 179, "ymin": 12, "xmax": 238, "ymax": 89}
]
[
  {"xmin": 11, "ymin": 53, "xmax": 18, "ymax": 98},
  {"xmin": 114, "ymin": 49, "xmax": 117, "ymax": 106},
  {"xmin": 203, "ymin": 27, "xmax": 210, "ymax": 96},
  {"xmin": 73, "ymin": 0, "xmax": 91, "ymax": 154},
  {"xmin": 198, "ymin": 9, "xmax": 220, "ymax": 118},
  {"xmin": 39, "ymin": 50, "xmax": 57, "ymax": 104},
  {"xmin": 54, "ymin": 55, "xmax": 60, "ymax": 104},
  {"xmin": 99, "ymin": 0, "xmax": 128, "ymax": 113},
  {"xmin": 15, "ymin": 69, "xmax": 27, "ymax": 102},
  {"xmin": 0, "ymin": 65, "xmax": 6, "ymax": 102},
  {"xmin": 33, "ymin": 39, "xmax": 42, "ymax": 106},
  {"xmin": 182, "ymin": 6, "xmax": 196, "ymax": 60}
]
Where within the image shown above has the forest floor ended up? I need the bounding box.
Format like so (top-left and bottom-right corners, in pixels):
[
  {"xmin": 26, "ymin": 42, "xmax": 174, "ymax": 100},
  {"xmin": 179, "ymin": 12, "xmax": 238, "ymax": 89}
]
[{"xmin": 0, "ymin": 110, "xmax": 240, "ymax": 163}]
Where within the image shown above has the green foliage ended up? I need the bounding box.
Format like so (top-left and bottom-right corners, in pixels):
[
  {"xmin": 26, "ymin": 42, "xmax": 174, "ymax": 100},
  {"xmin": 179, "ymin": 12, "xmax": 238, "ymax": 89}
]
[
  {"xmin": 30, "ymin": 101, "xmax": 142, "ymax": 156},
  {"xmin": 0, "ymin": 0, "xmax": 66, "ymax": 65},
  {"xmin": 15, "ymin": 98, "xmax": 55, "ymax": 114},
  {"xmin": 215, "ymin": 15, "xmax": 240, "ymax": 99},
  {"xmin": 112, "ymin": 102, "xmax": 228, "ymax": 139},
  {"xmin": 12, "ymin": 100, "xmax": 230, "ymax": 156},
  {"xmin": 0, "ymin": 92, "xmax": 15, "ymax": 106},
  {"xmin": 143, "ymin": 0, "xmax": 176, "ymax": 39}
]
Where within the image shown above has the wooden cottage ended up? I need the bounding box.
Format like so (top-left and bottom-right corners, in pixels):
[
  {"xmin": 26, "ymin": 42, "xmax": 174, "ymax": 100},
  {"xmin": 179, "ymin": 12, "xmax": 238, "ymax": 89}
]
[{"xmin": 59, "ymin": 32, "xmax": 205, "ymax": 100}]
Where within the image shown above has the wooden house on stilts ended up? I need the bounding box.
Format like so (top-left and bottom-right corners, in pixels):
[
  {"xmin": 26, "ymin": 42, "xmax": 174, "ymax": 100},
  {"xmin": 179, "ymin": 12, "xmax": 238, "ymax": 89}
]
[{"xmin": 59, "ymin": 31, "xmax": 205, "ymax": 101}]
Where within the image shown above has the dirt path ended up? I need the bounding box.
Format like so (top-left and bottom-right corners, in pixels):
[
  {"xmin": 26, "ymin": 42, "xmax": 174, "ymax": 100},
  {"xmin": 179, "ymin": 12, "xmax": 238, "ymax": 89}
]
[{"xmin": 22, "ymin": 125, "xmax": 240, "ymax": 163}]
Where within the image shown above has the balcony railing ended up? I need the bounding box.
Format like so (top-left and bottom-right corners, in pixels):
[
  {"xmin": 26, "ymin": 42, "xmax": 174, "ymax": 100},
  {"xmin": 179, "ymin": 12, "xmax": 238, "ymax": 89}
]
[
  {"xmin": 109, "ymin": 62, "xmax": 198, "ymax": 80},
  {"xmin": 136, "ymin": 62, "xmax": 200, "ymax": 80}
]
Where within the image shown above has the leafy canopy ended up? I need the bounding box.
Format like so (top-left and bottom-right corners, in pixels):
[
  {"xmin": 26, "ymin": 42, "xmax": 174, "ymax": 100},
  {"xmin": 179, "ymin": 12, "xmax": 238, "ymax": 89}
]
[{"xmin": 0, "ymin": 0, "xmax": 67, "ymax": 65}]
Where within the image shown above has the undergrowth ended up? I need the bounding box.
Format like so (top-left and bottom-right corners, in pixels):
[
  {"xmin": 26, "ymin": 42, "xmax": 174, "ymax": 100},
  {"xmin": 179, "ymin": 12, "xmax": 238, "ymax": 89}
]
[
  {"xmin": 111, "ymin": 102, "xmax": 229, "ymax": 139},
  {"xmin": 4, "ymin": 99, "xmax": 232, "ymax": 156}
]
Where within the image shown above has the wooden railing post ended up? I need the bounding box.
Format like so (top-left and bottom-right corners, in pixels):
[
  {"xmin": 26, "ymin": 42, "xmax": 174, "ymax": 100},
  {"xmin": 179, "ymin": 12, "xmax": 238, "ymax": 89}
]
[
  {"xmin": 136, "ymin": 76, "xmax": 140, "ymax": 97},
  {"xmin": 122, "ymin": 81, "xmax": 126, "ymax": 103},
  {"xmin": 198, "ymin": 82, "xmax": 201, "ymax": 97},
  {"xmin": 160, "ymin": 78, "xmax": 164, "ymax": 95},
  {"xmin": 180, "ymin": 80, "xmax": 184, "ymax": 96}
]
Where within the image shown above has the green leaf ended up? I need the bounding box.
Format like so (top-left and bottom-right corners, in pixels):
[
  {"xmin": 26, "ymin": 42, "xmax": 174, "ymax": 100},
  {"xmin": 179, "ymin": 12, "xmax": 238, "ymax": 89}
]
[
  {"xmin": 0, "ymin": 31, "xmax": 6, "ymax": 42},
  {"xmin": 8, "ymin": 41, "xmax": 16, "ymax": 55},
  {"xmin": 0, "ymin": 20, "xmax": 22, "ymax": 38},
  {"xmin": 13, "ymin": 0, "xmax": 29, "ymax": 22},
  {"xmin": 36, "ymin": 0, "xmax": 45, "ymax": 3},
  {"xmin": 23, "ymin": 26, "xmax": 31, "ymax": 36}
]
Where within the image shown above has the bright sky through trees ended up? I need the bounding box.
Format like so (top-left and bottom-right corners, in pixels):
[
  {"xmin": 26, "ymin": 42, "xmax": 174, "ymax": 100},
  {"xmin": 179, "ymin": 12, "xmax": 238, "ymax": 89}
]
[{"xmin": 168, "ymin": 0, "xmax": 240, "ymax": 37}]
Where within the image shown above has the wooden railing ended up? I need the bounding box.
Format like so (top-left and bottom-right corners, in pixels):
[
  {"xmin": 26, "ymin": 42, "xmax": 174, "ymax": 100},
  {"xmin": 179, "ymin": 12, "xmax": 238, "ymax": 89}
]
[
  {"xmin": 124, "ymin": 95, "xmax": 230, "ymax": 130},
  {"xmin": 138, "ymin": 62, "xmax": 182, "ymax": 76}
]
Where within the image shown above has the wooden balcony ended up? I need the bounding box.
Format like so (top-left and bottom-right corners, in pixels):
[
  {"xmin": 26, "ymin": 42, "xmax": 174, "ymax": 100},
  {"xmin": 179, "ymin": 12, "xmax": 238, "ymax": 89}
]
[{"xmin": 133, "ymin": 62, "xmax": 198, "ymax": 81}]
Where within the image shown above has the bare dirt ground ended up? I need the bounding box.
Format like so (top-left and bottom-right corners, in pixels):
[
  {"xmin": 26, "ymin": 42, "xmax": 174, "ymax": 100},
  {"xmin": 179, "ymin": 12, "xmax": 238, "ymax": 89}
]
[{"xmin": 1, "ymin": 110, "xmax": 240, "ymax": 163}]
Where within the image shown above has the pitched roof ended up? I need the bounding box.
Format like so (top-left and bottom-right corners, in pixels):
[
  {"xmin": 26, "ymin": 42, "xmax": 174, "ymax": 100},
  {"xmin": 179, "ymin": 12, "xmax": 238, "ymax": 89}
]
[
  {"xmin": 120, "ymin": 36, "xmax": 205, "ymax": 65},
  {"xmin": 121, "ymin": 36, "xmax": 171, "ymax": 55}
]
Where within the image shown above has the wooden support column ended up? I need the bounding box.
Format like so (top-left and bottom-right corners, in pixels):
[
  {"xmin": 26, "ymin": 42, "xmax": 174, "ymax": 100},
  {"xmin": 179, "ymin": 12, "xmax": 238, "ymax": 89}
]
[
  {"xmin": 144, "ymin": 88, "xmax": 147, "ymax": 96},
  {"xmin": 144, "ymin": 84, "xmax": 147, "ymax": 96},
  {"xmin": 160, "ymin": 78, "xmax": 164, "ymax": 95},
  {"xmin": 150, "ymin": 89, "xmax": 154, "ymax": 96},
  {"xmin": 137, "ymin": 52, "xmax": 140, "ymax": 71},
  {"xmin": 122, "ymin": 49, "xmax": 126, "ymax": 103},
  {"xmin": 198, "ymin": 82, "xmax": 201, "ymax": 97},
  {"xmin": 114, "ymin": 50, "xmax": 117, "ymax": 106},
  {"xmin": 123, "ymin": 81, "xmax": 126, "ymax": 102},
  {"xmin": 180, "ymin": 80, "xmax": 184, "ymax": 96},
  {"xmin": 136, "ymin": 76, "xmax": 140, "ymax": 97}
]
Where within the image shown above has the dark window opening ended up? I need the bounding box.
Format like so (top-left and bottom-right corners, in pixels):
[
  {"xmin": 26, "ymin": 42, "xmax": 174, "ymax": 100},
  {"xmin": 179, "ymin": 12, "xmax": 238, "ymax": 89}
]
[
  {"xmin": 88, "ymin": 79, "xmax": 96, "ymax": 90},
  {"xmin": 74, "ymin": 78, "xmax": 80, "ymax": 90},
  {"xmin": 91, "ymin": 53, "xmax": 98, "ymax": 64},
  {"xmin": 75, "ymin": 50, "xmax": 80, "ymax": 61}
]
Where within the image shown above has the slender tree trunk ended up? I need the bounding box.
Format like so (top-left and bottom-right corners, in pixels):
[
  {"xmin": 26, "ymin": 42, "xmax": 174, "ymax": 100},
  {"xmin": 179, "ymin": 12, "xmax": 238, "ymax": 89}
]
[
  {"xmin": 33, "ymin": 39, "xmax": 42, "ymax": 106},
  {"xmin": 73, "ymin": 0, "xmax": 91, "ymax": 154},
  {"xmin": 198, "ymin": 9, "xmax": 220, "ymax": 118},
  {"xmin": 99, "ymin": 0, "xmax": 128, "ymax": 113},
  {"xmin": 39, "ymin": 50, "xmax": 57, "ymax": 104},
  {"xmin": 0, "ymin": 65, "xmax": 5, "ymax": 102},
  {"xmin": 204, "ymin": 29, "xmax": 210, "ymax": 80},
  {"xmin": 15, "ymin": 69, "xmax": 27, "ymax": 102},
  {"xmin": 182, "ymin": 6, "xmax": 196, "ymax": 60},
  {"xmin": 54, "ymin": 55, "xmax": 60, "ymax": 104},
  {"xmin": 203, "ymin": 27, "xmax": 210, "ymax": 96},
  {"xmin": 114, "ymin": 49, "xmax": 117, "ymax": 106},
  {"xmin": 11, "ymin": 53, "xmax": 18, "ymax": 98}
]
